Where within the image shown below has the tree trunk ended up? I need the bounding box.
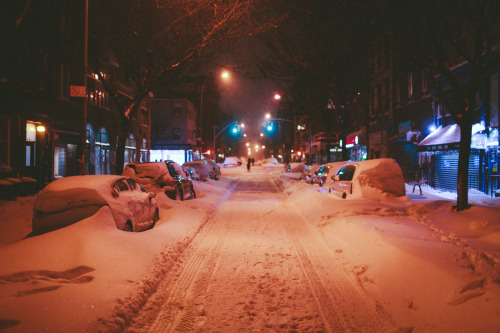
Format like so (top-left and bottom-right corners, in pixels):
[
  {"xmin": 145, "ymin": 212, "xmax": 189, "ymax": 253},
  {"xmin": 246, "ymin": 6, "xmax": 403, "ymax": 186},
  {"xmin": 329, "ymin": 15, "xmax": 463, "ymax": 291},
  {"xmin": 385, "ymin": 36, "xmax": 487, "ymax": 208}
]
[
  {"xmin": 115, "ymin": 114, "xmax": 129, "ymax": 175},
  {"xmin": 456, "ymin": 116, "xmax": 473, "ymax": 211}
]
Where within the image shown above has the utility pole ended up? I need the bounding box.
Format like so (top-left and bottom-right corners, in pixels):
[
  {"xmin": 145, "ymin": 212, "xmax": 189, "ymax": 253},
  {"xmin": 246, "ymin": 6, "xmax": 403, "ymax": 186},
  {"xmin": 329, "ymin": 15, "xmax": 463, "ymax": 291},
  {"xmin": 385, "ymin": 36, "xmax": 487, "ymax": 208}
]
[{"xmin": 78, "ymin": 0, "xmax": 88, "ymax": 175}]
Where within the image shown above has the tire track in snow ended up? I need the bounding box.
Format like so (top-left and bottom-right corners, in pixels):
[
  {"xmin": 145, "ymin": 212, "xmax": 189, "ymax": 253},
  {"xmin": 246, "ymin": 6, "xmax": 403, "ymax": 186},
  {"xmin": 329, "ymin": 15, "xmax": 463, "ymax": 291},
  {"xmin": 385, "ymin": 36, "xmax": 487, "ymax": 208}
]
[
  {"xmin": 146, "ymin": 192, "xmax": 240, "ymax": 332},
  {"xmin": 270, "ymin": 178, "xmax": 394, "ymax": 332}
]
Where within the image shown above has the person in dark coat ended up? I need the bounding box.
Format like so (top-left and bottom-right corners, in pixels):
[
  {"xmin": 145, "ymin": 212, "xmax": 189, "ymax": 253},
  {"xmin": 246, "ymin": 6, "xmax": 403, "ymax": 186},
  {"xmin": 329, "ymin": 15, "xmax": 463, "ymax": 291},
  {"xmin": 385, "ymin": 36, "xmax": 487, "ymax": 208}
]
[
  {"xmin": 251, "ymin": 158, "xmax": 255, "ymax": 166},
  {"xmin": 247, "ymin": 158, "xmax": 251, "ymax": 172}
]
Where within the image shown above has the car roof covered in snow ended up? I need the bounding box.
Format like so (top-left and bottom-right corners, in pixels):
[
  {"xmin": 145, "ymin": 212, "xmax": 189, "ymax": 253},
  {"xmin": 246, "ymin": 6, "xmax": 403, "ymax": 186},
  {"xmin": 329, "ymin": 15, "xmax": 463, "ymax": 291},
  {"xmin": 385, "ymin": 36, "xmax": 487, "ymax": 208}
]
[
  {"xmin": 34, "ymin": 175, "xmax": 126, "ymax": 213},
  {"xmin": 344, "ymin": 158, "xmax": 406, "ymax": 197}
]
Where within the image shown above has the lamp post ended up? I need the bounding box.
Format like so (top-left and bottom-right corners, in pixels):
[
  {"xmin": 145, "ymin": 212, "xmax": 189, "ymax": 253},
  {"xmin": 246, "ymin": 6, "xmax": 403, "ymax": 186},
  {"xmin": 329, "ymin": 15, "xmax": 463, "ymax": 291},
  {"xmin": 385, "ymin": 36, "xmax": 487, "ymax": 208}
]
[
  {"xmin": 199, "ymin": 70, "xmax": 230, "ymax": 141},
  {"xmin": 212, "ymin": 121, "xmax": 244, "ymax": 162}
]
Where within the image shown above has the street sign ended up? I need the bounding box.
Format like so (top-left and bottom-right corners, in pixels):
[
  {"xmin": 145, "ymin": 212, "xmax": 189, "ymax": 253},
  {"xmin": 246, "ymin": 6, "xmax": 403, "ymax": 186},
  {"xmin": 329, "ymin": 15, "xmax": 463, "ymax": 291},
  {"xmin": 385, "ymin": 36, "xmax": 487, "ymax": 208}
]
[{"xmin": 70, "ymin": 85, "xmax": 86, "ymax": 98}]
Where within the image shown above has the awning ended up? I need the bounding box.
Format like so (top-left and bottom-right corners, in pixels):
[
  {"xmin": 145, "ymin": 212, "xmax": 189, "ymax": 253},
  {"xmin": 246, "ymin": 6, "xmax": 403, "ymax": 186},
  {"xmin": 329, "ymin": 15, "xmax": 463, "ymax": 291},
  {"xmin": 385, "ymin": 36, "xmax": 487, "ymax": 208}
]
[{"xmin": 417, "ymin": 124, "xmax": 460, "ymax": 151}]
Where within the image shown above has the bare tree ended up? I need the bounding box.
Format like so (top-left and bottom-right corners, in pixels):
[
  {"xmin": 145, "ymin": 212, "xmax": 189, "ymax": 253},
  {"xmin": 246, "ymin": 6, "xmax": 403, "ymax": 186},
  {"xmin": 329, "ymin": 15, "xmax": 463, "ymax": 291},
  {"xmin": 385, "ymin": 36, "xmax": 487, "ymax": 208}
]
[{"xmin": 89, "ymin": 0, "xmax": 282, "ymax": 174}]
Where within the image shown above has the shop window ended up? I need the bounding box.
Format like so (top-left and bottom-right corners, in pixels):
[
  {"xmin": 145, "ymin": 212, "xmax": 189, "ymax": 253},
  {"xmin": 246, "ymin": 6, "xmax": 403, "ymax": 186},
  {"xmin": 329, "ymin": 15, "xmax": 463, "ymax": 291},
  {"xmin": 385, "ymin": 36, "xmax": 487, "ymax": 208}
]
[{"xmin": 54, "ymin": 146, "xmax": 66, "ymax": 178}]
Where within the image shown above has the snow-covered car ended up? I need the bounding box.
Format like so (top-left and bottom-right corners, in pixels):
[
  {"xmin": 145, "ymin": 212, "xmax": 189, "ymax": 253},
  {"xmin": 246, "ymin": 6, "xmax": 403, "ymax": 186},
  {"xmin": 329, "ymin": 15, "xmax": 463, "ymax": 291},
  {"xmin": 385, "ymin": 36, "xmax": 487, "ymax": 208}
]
[
  {"xmin": 222, "ymin": 156, "xmax": 241, "ymax": 168},
  {"xmin": 262, "ymin": 158, "xmax": 279, "ymax": 166},
  {"xmin": 205, "ymin": 159, "xmax": 221, "ymax": 179},
  {"xmin": 32, "ymin": 175, "xmax": 159, "ymax": 234},
  {"xmin": 286, "ymin": 163, "xmax": 307, "ymax": 173},
  {"xmin": 182, "ymin": 165, "xmax": 201, "ymax": 181},
  {"xmin": 123, "ymin": 161, "xmax": 195, "ymax": 201},
  {"xmin": 329, "ymin": 158, "xmax": 406, "ymax": 199},
  {"xmin": 183, "ymin": 160, "xmax": 217, "ymax": 180},
  {"xmin": 302, "ymin": 164, "xmax": 321, "ymax": 180},
  {"xmin": 310, "ymin": 161, "xmax": 350, "ymax": 187}
]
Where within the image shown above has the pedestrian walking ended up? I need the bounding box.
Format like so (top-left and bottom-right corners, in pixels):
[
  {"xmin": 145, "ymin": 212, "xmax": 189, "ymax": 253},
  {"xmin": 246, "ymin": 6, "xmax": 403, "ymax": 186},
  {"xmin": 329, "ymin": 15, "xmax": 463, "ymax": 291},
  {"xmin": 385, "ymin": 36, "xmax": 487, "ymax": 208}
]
[
  {"xmin": 247, "ymin": 158, "xmax": 251, "ymax": 172},
  {"xmin": 251, "ymin": 158, "xmax": 255, "ymax": 166}
]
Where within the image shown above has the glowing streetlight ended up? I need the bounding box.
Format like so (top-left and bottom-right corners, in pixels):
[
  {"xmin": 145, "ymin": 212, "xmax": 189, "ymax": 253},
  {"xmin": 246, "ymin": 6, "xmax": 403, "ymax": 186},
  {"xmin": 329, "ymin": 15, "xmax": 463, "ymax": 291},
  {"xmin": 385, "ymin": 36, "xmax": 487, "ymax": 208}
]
[
  {"xmin": 260, "ymin": 133, "xmax": 264, "ymax": 137},
  {"xmin": 265, "ymin": 113, "xmax": 271, "ymax": 119},
  {"xmin": 274, "ymin": 93, "xmax": 281, "ymax": 100}
]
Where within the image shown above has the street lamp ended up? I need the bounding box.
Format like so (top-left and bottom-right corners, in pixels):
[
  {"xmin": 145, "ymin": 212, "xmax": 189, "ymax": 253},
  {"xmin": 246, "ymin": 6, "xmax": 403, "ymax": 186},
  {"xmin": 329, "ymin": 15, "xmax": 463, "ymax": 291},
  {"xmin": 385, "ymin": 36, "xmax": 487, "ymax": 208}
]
[{"xmin": 200, "ymin": 70, "xmax": 230, "ymax": 140}]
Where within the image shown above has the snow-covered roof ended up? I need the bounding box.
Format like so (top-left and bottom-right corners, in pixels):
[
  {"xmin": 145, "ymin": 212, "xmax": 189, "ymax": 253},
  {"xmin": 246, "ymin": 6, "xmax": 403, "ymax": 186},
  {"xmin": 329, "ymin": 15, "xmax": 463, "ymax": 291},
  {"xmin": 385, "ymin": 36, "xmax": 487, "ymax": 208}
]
[{"xmin": 418, "ymin": 124, "xmax": 460, "ymax": 146}]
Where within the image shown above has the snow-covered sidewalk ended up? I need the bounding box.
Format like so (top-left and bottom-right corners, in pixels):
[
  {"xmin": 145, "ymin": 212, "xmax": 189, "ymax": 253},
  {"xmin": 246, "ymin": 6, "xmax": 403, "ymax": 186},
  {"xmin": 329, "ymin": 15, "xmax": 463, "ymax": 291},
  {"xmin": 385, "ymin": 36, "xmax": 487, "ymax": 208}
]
[{"xmin": 0, "ymin": 165, "xmax": 499, "ymax": 332}]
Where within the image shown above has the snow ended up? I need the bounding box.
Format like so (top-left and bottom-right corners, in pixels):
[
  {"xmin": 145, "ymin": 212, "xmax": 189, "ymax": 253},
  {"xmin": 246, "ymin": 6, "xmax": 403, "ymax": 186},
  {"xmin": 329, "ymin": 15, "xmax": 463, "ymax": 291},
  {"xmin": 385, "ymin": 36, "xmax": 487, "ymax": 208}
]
[
  {"xmin": 0, "ymin": 166, "xmax": 499, "ymax": 332},
  {"xmin": 350, "ymin": 158, "xmax": 406, "ymax": 198},
  {"xmin": 418, "ymin": 124, "xmax": 460, "ymax": 146}
]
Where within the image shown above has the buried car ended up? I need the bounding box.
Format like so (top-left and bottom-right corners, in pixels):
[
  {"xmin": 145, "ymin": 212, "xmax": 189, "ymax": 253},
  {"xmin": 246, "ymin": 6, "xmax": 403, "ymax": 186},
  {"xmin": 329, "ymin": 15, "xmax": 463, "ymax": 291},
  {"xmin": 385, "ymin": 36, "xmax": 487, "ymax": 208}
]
[
  {"xmin": 329, "ymin": 158, "xmax": 406, "ymax": 199},
  {"xmin": 205, "ymin": 159, "xmax": 221, "ymax": 178},
  {"xmin": 310, "ymin": 161, "xmax": 350, "ymax": 186},
  {"xmin": 32, "ymin": 175, "xmax": 159, "ymax": 233},
  {"xmin": 222, "ymin": 156, "xmax": 241, "ymax": 168},
  {"xmin": 123, "ymin": 161, "xmax": 195, "ymax": 201},
  {"xmin": 302, "ymin": 164, "xmax": 321, "ymax": 181},
  {"xmin": 183, "ymin": 160, "xmax": 218, "ymax": 180}
]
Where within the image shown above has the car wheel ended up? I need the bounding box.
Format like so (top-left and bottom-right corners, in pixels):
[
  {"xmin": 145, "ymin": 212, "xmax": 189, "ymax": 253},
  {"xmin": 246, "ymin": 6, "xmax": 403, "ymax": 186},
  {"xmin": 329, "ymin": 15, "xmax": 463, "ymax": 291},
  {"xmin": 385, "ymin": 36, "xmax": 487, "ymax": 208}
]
[
  {"xmin": 176, "ymin": 188, "xmax": 184, "ymax": 201},
  {"xmin": 319, "ymin": 179, "xmax": 324, "ymax": 187},
  {"xmin": 342, "ymin": 193, "xmax": 347, "ymax": 199},
  {"xmin": 152, "ymin": 209, "xmax": 159, "ymax": 226},
  {"xmin": 190, "ymin": 186, "xmax": 196, "ymax": 199},
  {"xmin": 123, "ymin": 221, "xmax": 133, "ymax": 232},
  {"xmin": 328, "ymin": 186, "xmax": 332, "ymax": 193}
]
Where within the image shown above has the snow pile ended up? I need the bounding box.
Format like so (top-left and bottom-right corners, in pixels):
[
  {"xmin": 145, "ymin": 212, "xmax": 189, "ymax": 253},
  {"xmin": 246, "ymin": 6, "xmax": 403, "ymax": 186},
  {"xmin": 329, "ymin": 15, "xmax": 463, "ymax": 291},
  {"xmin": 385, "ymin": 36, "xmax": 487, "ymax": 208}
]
[{"xmin": 351, "ymin": 158, "xmax": 406, "ymax": 199}]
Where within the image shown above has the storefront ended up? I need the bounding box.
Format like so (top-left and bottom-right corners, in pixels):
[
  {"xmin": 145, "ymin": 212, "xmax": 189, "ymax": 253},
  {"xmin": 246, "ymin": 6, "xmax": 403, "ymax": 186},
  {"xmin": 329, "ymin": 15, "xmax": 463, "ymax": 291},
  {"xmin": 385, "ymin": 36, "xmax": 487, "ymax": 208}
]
[
  {"xmin": 417, "ymin": 123, "xmax": 498, "ymax": 194},
  {"xmin": 345, "ymin": 129, "xmax": 367, "ymax": 162}
]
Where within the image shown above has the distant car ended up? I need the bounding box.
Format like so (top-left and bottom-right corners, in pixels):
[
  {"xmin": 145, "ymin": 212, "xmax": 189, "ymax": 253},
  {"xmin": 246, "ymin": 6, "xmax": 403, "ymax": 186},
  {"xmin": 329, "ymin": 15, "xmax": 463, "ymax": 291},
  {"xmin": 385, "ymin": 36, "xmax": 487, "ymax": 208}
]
[
  {"xmin": 182, "ymin": 160, "xmax": 218, "ymax": 180},
  {"xmin": 123, "ymin": 161, "xmax": 195, "ymax": 201},
  {"xmin": 310, "ymin": 161, "xmax": 349, "ymax": 186},
  {"xmin": 183, "ymin": 160, "xmax": 216, "ymax": 181},
  {"xmin": 32, "ymin": 175, "xmax": 159, "ymax": 233},
  {"xmin": 329, "ymin": 158, "xmax": 406, "ymax": 199},
  {"xmin": 222, "ymin": 156, "xmax": 240, "ymax": 168}
]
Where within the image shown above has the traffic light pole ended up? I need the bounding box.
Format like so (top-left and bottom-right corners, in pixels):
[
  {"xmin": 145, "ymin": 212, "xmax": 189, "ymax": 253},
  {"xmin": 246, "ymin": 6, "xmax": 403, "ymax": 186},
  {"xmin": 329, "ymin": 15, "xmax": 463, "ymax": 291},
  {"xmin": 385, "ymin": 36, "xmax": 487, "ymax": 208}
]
[{"xmin": 213, "ymin": 121, "xmax": 239, "ymax": 162}]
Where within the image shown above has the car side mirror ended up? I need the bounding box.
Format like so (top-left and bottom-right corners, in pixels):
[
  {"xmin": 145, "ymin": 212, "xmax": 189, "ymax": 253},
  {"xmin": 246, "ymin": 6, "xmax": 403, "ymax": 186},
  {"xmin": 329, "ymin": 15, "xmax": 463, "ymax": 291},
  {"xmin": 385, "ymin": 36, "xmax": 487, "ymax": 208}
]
[
  {"xmin": 149, "ymin": 192, "xmax": 156, "ymax": 199},
  {"xmin": 334, "ymin": 175, "xmax": 340, "ymax": 181}
]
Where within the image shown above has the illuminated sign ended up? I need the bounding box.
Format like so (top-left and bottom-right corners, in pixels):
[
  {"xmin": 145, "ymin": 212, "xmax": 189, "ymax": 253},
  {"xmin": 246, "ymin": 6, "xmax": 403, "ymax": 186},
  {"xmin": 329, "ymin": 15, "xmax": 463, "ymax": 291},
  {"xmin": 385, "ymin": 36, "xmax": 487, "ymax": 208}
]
[{"xmin": 346, "ymin": 135, "xmax": 358, "ymax": 148}]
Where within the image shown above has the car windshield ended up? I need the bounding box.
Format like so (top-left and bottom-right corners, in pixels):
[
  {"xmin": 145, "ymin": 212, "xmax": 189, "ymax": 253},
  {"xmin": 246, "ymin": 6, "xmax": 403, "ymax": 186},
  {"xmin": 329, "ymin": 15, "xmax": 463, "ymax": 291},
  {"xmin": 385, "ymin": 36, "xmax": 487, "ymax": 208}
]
[
  {"xmin": 337, "ymin": 165, "xmax": 356, "ymax": 181},
  {"xmin": 113, "ymin": 179, "xmax": 130, "ymax": 192},
  {"xmin": 167, "ymin": 163, "xmax": 180, "ymax": 176}
]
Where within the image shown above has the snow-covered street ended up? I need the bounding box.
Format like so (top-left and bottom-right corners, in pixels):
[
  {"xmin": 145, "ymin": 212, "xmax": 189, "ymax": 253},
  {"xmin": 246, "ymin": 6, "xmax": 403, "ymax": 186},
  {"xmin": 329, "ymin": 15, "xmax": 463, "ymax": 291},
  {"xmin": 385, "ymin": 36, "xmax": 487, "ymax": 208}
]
[{"xmin": 1, "ymin": 165, "xmax": 500, "ymax": 332}]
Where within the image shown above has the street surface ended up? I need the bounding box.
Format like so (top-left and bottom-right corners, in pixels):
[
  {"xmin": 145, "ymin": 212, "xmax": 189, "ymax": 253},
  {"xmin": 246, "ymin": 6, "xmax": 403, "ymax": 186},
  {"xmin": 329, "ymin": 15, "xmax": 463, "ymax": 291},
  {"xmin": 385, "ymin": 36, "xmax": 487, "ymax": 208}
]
[{"xmin": 127, "ymin": 171, "xmax": 394, "ymax": 332}]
